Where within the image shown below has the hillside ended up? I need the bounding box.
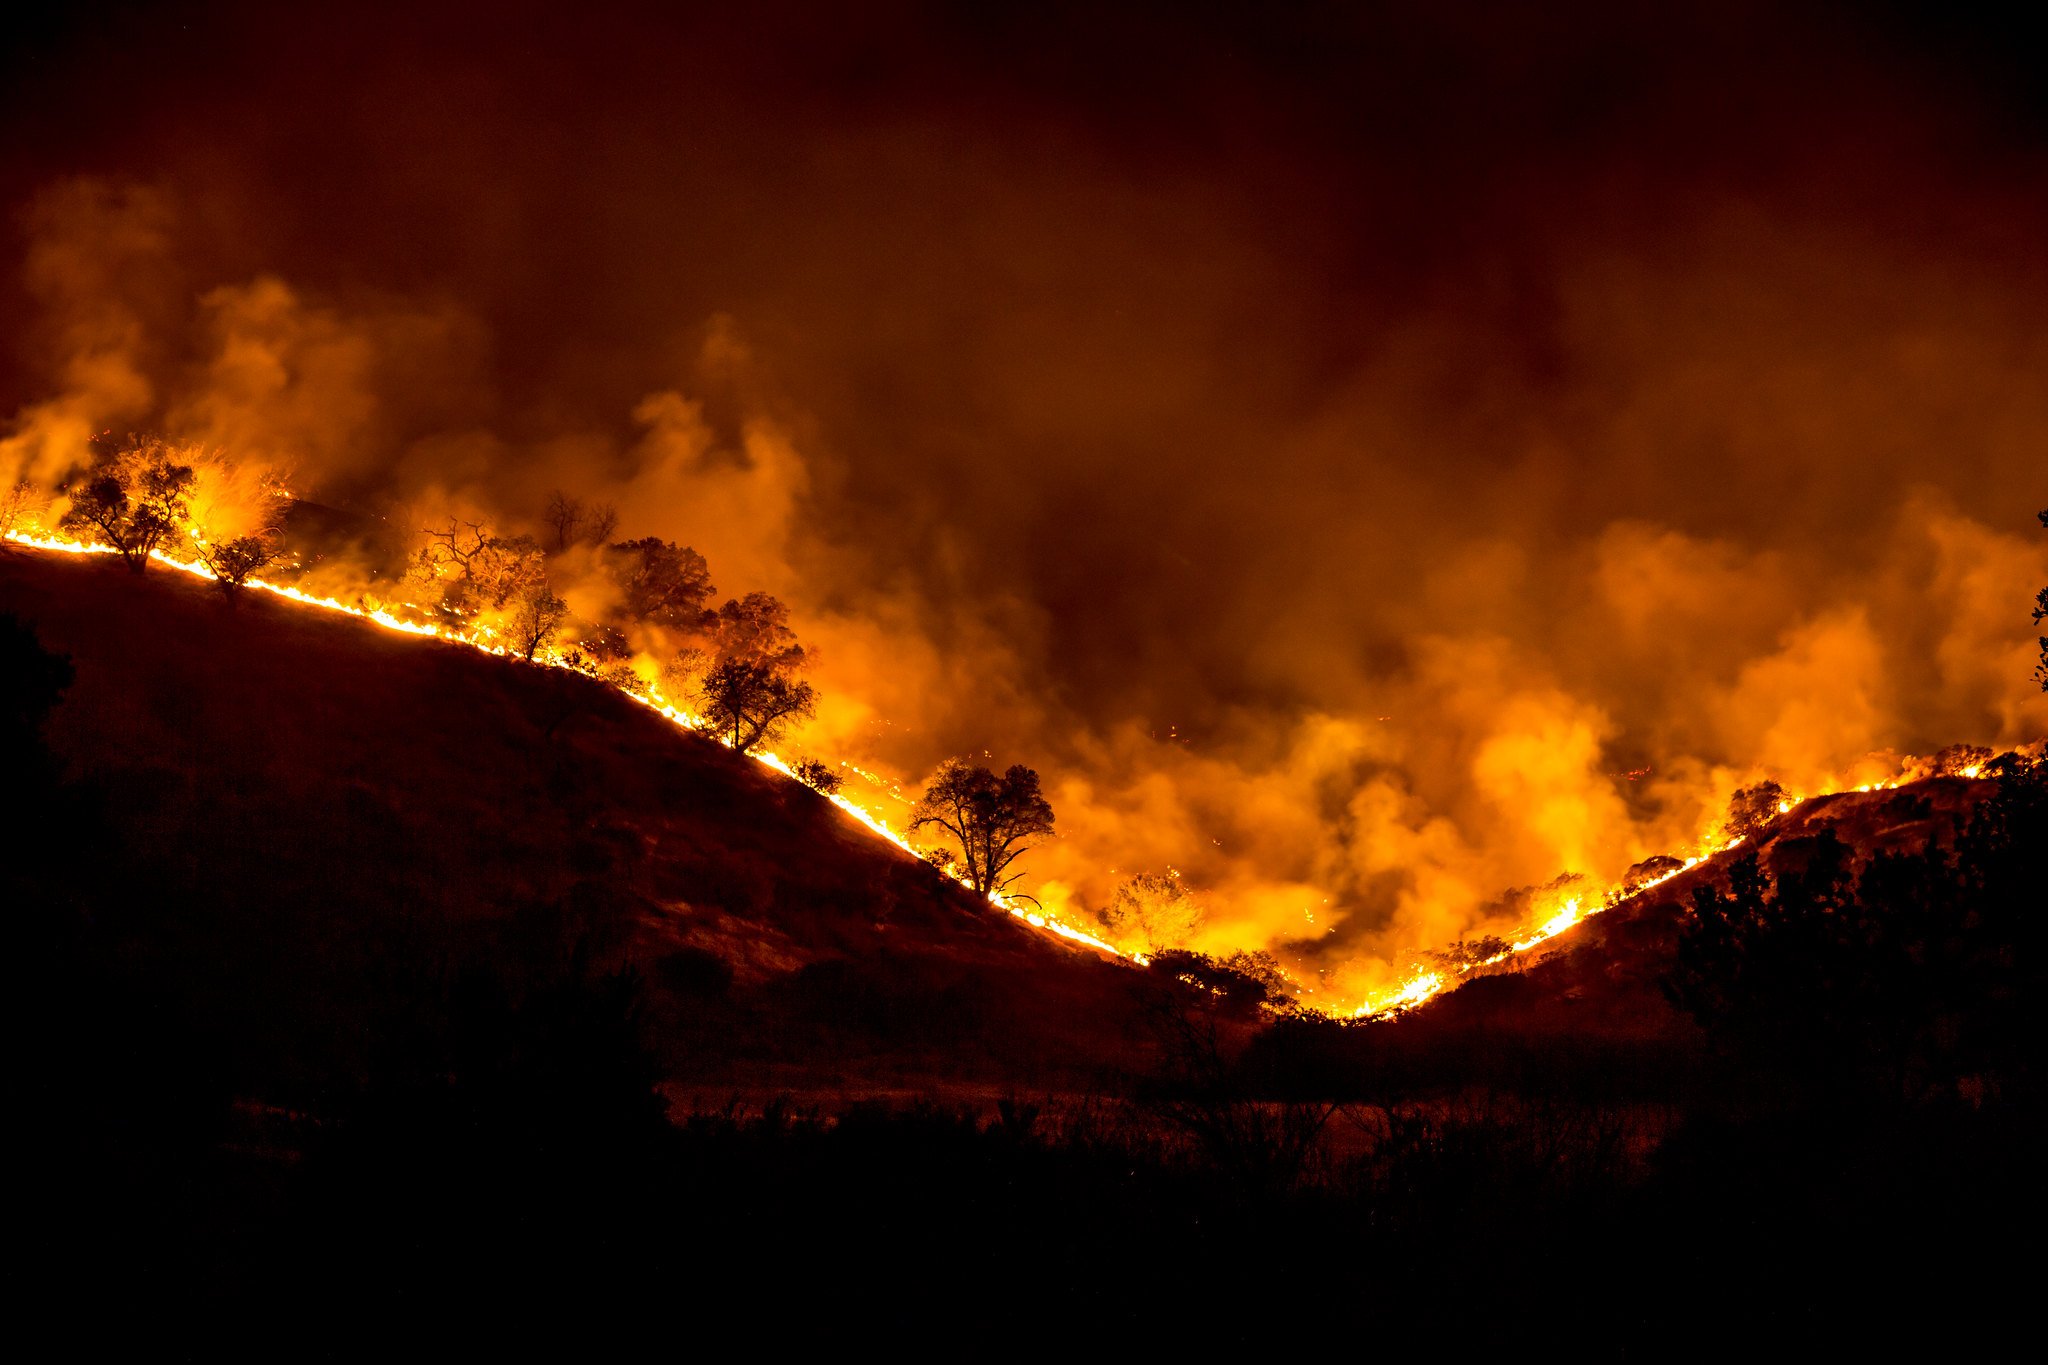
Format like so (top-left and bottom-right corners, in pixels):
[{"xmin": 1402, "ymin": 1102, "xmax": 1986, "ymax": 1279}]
[
  {"xmin": 3, "ymin": 539, "xmax": 2025, "ymax": 1099},
  {"xmin": 1402, "ymin": 776, "xmax": 1996, "ymax": 1041},
  {"xmin": 8, "ymin": 542, "xmax": 2041, "ymax": 1356},
  {"xmin": 0, "ymin": 544, "xmax": 1149, "ymax": 1103}
]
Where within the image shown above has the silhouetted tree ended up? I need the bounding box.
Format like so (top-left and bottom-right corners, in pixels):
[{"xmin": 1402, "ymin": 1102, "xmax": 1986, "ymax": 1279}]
[
  {"xmin": 673, "ymin": 591, "xmax": 816, "ymax": 752},
  {"xmin": 697, "ymin": 655, "xmax": 815, "ymax": 751},
  {"xmin": 537, "ymin": 494, "xmax": 616, "ymax": 553},
  {"xmin": 1149, "ymin": 948, "xmax": 1290, "ymax": 1015},
  {"xmin": 1723, "ymin": 780, "xmax": 1788, "ymax": 842},
  {"xmin": 1103, "ymin": 871, "xmax": 1204, "ymax": 954},
  {"xmin": 544, "ymin": 490, "xmax": 584, "ymax": 551},
  {"xmin": 1950, "ymin": 759, "xmax": 2048, "ymax": 1089},
  {"xmin": 1669, "ymin": 838, "xmax": 1851, "ymax": 1076},
  {"xmin": 607, "ymin": 537, "xmax": 714, "ymax": 630},
  {"xmin": 1135, "ymin": 948, "xmax": 1332, "ymax": 1189},
  {"xmin": 197, "ymin": 533, "xmax": 282, "ymax": 603},
  {"xmin": 415, "ymin": 516, "xmax": 490, "ymax": 574},
  {"xmin": 1669, "ymin": 768, "xmax": 2048, "ymax": 1101},
  {"xmin": 909, "ymin": 760, "xmax": 1055, "ymax": 898},
  {"xmin": 510, "ymin": 583, "xmax": 571, "ymax": 660},
  {"xmin": 794, "ymin": 758, "xmax": 842, "ymax": 795},
  {"xmin": 1221, "ymin": 949, "xmax": 1292, "ymax": 996},
  {"xmin": 58, "ymin": 436, "xmax": 196, "ymax": 572}
]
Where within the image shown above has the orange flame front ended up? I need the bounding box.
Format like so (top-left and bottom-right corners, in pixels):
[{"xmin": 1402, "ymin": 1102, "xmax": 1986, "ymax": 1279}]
[{"xmin": 9, "ymin": 523, "xmax": 2033, "ymax": 1020}]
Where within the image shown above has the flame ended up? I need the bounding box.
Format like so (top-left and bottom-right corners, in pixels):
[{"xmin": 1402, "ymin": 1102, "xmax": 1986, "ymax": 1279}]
[
  {"xmin": 11, "ymin": 524, "xmax": 2033, "ymax": 1016},
  {"xmin": 5, "ymin": 527, "xmax": 1135, "ymax": 963},
  {"xmin": 1340, "ymin": 754, "xmax": 2048, "ymax": 1019}
]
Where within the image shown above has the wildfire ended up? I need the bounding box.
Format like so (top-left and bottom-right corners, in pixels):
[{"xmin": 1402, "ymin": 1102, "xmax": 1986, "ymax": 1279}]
[
  {"xmin": 4, "ymin": 526, "xmax": 1134, "ymax": 962},
  {"xmin": 1341, "ymin": 752, "xmax": 2040, "ymax": 1020},
  {"xmin": 8, "ymin": 523, "xmax": 2032, "ymax": 1017}
]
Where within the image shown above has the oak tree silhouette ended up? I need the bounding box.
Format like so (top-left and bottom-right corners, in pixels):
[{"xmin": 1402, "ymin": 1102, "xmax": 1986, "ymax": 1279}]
[
  {"xmin": 58, "ymin": 435, "xmax": 196, "ymax": 573},
  {"xmin": 682, "ymin": 592, "xmax": 816, "ymax": 752},
  {"xmin": 910, "ymin": 760, "xmax": 1054, "ymax": 898}
]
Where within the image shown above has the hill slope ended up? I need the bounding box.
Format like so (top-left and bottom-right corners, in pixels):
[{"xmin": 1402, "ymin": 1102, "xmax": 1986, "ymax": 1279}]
[
  {"xmin": 0, "ymin": 545, "xmax": 1148, "ymax": 1101},
  {"xmin": 1406, "ymin": 776, "xmax": 1996, "ymax": 1040}
]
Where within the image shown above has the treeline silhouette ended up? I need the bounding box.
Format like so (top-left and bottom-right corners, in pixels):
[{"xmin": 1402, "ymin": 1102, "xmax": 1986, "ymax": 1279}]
[
  {"xmin": 5, "ymin": 610, "xmax": 2044, "ymax": 1356},
  {"xmin": 25, "ymin": 431, "xmax": 830, "ymax": 756}
]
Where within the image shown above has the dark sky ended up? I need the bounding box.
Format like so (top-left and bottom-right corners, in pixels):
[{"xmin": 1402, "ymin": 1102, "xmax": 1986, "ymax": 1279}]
[{"xmin": 5, "ymin": 1, "xmax": 2044, "ymax": 990}]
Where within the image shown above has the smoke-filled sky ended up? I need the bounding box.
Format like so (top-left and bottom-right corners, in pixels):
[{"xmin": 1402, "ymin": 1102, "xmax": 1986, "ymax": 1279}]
[{"xmin": 5, "ymin": 1, "xmax": 2045, "ymax": 998}]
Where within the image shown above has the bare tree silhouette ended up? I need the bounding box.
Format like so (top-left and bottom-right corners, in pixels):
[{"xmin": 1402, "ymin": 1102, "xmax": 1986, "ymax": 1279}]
[{"xmin": 544, "ymin": 490, "xmax": 584, "ymax": 551}]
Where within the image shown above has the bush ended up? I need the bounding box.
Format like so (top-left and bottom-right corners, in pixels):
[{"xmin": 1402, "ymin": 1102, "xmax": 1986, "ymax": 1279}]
[{"xmin": 794, "ymin": 757, "xmax": 842, "ymax": 795}]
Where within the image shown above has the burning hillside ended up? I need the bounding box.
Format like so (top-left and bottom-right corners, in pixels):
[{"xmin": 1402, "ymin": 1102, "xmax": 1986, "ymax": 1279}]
[
  {"xmin": 2, "ymin": 3, "xmax": 2045, "ymax": 1007},
  {"xmin": 2, "ymin": 446, "xmax": 1134, "ymax": 964},
  {"xmin": 0, "ymin": 543, "xmax": 1149, "ymax": 1094},
  {"xmin": 11, "ymin": 528, "xmax": 2038, "ymax": 1355},
  {"xmin": 6, "ymin": 5, "xmax": 2048, "ymax": 1351},
  {"xmin": 1389, "ymin": 773, "xmax": 2016, "ymax": 1036},
  {"xmin": 6, "ymin": 472, "xmax": 2039, "ymax": 1026},
  {"xmin": 8, "ymin": 494, "xmax": 2035, "ymax": 1058}
]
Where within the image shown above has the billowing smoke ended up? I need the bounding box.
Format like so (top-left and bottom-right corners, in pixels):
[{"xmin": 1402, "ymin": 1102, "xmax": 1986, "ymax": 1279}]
[{"xmin": 4, "ymin": 3, "xmax": 2044, "ymax": 1003}]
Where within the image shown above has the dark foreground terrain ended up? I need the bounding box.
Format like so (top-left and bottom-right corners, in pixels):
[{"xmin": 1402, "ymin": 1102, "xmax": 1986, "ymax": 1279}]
[{"xmin": 5, "ymin": 546, "xmax": 2044, "ymax": 1356}]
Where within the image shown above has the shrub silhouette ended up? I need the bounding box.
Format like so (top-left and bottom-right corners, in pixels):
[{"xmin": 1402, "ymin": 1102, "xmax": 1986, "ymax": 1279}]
[{"xmin": 1669, "ymin": 765, "xmax": 2048, "ymax": 1101}]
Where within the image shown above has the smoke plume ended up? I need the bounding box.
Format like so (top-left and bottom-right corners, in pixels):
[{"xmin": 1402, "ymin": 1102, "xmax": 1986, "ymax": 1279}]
[{"xmin": 4, "ymin": 2, "xmax": 2044, "ymax": 1000}]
